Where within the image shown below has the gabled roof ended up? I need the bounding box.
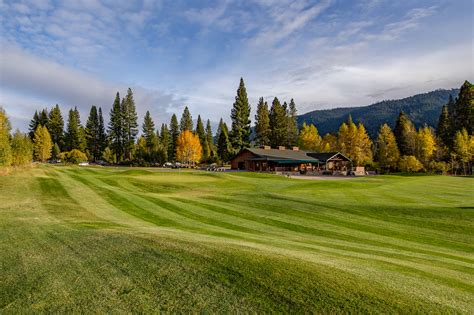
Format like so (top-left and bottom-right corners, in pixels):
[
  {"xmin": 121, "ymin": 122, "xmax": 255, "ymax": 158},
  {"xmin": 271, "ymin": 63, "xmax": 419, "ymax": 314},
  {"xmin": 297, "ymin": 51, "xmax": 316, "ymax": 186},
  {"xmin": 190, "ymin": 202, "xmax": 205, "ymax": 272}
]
[
  {"xmin": 241, "ymin": 148, "xmax": 320, "ymax": 163},
  {"xmin": 307, "ymin": 152, "xmax": 352, "ymax": 162}
]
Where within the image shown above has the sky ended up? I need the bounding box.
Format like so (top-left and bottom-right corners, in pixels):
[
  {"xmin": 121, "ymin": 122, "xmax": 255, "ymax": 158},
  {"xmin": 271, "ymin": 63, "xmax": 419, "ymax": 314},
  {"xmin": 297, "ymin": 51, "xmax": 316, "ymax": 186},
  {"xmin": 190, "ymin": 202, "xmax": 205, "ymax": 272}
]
[{"xmin": 0, "ymin": 0, "xmax": 473, "ymax": 131}]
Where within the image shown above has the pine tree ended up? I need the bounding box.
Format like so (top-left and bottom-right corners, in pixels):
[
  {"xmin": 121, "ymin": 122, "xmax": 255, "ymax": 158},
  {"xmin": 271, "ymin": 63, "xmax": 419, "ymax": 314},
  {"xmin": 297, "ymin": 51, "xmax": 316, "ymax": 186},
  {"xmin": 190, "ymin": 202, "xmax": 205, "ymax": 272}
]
[
  {"xmin": 269, "ymin": 97, "xmax": 287, "ymax": 147},
  {"xmin": 65, "ymin": 107, "xmax": 86, "ymax": 152},
  {"xmin": 11, "ymin": 130, "xmax": 33, "ymax": 166},
  {"xmin": 394, "ymin": 112, "xmax": 417, "ymax": 156},
  {"xmin": 160, "ymin": 124, "xmax": 170, "ymax": 163},
  {"xmin": 230, "ymin": 78, "xmax": 251, "ymax": 150},
  {"xmin": 195, "ymin": 115, "xmax": 207, "ymax": 161},
  {"xmin": 122, "ymin": 88, "xmax": 138, "ymax": 160},
  {"xmin": 51, "ymin": 142, "xmax": 60, "ymax": 160},
  {"xmin": 39, "ymin": 109, "xmax": 49, "ymax": 126},
  {"xmin": 108, "ymin": 92, "xmax": 123, "ymax": 162},
  {"xmin": 98, "ymin": 107, "xmax": 107, "ymax": 156},
  {"xmin": 298, "ymin": 123, "xmax": 321, "ymax": 151},
  {"xmin": 142, "ymin": 110, "xmax": 157, "ymax": 154},
  {"xmin": 217, "ymin": 118, "xmax": 232, "ymax": 163},
  {"xmin": 33, "ymin": 125, "xmax": 53, "ymax": 162},
  {"xmin": 453, "ymin": 80, "xmax": 474, "ymax": 134},
  {"xmin": 0, "ymin": 107, "xmax": 12, "ymax": 166},
  {"xmin": 28, "ymin": 111, "xmax": 40, "ymax": 140},
  {"xmin": 180, "ymin": 106, "xmax": 193, "ymax": 132},
  {"xmin": 205, "ymin": 119, "xmax": 216, "ymax": 160},
  {"xmin": 375, "ymin": 124, "xmax": 400, "ymax": 172},
  {"xmin": 287, "ymin": 99, "xmax": 298, "ymax": 147},
  {"xmin": 436, "ymin": 105, "xmax": 452, "ymax": 147},
  {"xmin": 47, "ymin": 105, "xmax": 64, "ymax": 150},
  {"xmin": 168, "ymin": 114, "xmax": 179, "ymax": 161},
  {"xmin": 254, "ymin": 97, "xmax": 270, "ymax": 146},
  {"xmin": 85, "ymin": 105, "xmax": 104, "ymax": 161}
]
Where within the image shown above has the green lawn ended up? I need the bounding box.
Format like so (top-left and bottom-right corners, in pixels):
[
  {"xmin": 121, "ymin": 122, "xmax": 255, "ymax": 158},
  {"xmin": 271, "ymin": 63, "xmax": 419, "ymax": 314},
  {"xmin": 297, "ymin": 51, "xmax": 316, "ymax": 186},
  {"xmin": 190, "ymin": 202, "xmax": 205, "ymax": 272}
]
[{"xmin": 0, "ymin": 165, "xmax": 473, "ymax": 312}]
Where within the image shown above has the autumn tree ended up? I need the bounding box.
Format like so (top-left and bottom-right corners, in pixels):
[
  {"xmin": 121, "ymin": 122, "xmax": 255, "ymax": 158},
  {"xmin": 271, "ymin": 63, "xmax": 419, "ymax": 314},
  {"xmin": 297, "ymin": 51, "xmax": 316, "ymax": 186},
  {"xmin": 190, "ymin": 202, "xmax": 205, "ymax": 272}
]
[
  {"xmin": 375, "ymin": 124, "xmax": 400, "ymax": 172},
  {"xmin": 230, "ymin": 78, "xmax": 251, "ymax": 151},
  {"xmin": 416, "ymin": 126, "xmax": 436, "ymax": 166},
  {"xmin": 254, "ymin": 97, "xmax": 270, "ymax": 146},
  {"xmin": 11, "ymin": 130, "xmax": 33, "ymax": 166},
  {"xmin": 0, "ymin": 107, "xmax": 12, "ymax": 166},
  {"xmin": 399, "ymin": 156, "xmax": 423, "ymax": 173},
  {"xmin": 321, "ymin": 134, "xmax": 337, "ymax": 152},
  {"xmin": 298, "ymin": 123, "xmax": 321, "ymax": 151},
  {"xmin": 453, "ymin": 128, "xmax": 473, "ymax": 175},
  {"xmin": 176, "ymin": 130, "xmax": 202, "ymax": 165},
  {"xmin": 33, "ymin": 125, "xmax": 53, "ymax": 162}
]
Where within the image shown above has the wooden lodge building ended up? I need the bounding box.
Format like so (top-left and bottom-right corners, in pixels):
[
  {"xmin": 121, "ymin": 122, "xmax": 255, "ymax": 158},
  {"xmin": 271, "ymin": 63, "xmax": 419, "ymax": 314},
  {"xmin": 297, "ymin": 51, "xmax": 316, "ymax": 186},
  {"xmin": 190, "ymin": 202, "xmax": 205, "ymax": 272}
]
[{"xmin": 230, "ymin": 146, "xmax": 352, "ymax": 174}]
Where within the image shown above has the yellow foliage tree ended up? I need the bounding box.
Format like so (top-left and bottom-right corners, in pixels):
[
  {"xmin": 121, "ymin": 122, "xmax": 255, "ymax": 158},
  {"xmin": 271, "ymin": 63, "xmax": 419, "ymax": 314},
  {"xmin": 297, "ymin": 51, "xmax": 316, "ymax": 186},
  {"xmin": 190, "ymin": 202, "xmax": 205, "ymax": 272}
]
[
  {"xmin": 416, "ymin": 126, "xmax": 436, "ymax": 165},
  {"xmin": 176, "ymin": 130, "xmax": 202, "ymax": 165},
  {"xmin": 297, "ymin": 123, "xmax": 321, "ymax": 151},
  {"xmin": 33, "ymin": 125, "xmax": 53, "ymax": 162}
]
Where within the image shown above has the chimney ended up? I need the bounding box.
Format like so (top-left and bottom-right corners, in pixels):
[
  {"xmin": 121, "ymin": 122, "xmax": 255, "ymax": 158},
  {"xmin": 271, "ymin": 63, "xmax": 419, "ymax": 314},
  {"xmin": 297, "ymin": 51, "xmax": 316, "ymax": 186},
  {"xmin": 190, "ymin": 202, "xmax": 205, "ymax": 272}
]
[
  {"xmin": 260, "ymin": 145, "xmax": 271, "ymax": 150},
  {"xmin": 278, "ymin": 146, "xmax": 286, "ymax": 150},
  {"xmin": 292, "ymin": 146, "xmax": 299, "ymax": 151}
]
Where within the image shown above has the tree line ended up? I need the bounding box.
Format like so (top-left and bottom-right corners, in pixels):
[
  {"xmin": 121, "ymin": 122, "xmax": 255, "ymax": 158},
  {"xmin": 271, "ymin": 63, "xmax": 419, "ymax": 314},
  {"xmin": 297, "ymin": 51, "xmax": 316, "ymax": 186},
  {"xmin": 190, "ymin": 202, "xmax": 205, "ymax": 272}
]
[{"xmin": 0, "ymin": 79, "xmax": 472, "ymax": 174}]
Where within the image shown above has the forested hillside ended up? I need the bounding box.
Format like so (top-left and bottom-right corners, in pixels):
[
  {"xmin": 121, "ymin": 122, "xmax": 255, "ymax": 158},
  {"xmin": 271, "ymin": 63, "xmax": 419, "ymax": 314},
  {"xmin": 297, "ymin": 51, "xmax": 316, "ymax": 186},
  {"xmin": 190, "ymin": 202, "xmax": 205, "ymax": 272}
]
[{"xmin": 297, "ymin": 89, "xmax": 459, "ymax": 138}]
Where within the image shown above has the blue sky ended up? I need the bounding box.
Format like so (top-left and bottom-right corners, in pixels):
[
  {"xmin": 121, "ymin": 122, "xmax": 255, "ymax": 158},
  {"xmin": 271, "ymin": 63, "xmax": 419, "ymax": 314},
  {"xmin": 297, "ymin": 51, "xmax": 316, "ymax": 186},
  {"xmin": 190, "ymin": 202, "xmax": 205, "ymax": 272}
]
[{"xmin": 1, "ymin": 0, "xmax": 473, "ymax": 131}]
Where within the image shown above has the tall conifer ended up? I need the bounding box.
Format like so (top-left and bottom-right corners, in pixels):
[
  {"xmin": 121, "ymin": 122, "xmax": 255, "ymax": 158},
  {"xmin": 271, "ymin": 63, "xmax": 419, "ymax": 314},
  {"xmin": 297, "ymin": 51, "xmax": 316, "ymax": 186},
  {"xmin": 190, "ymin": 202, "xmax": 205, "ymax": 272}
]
[
  {"xmin": 230, "ymin": 78, "xmax": 251, "ymax": 150},
  {"xmin": 180, "ymin": 106, "xmax": 193, "ymax": 132},
  {"xmin": 47, "ymin": 105, "xmax": 64, "ymax": 150},
  {"xmin": 254, "ymin": 97, "xmax": 270, "ymax": 146},
  {"xmin": 169, "ymin": 114, "xmax": 179, "ymax": 161},
  {"xmin": 269, "ymin": 97, "xmax": 287, "ymax": 147}
]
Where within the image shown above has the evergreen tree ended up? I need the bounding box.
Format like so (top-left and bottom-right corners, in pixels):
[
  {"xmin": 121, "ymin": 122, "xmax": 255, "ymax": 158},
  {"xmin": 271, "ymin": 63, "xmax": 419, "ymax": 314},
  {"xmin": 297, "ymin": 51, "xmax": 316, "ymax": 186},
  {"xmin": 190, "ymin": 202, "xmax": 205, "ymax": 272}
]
[
  {"xmin": 142, "ymin": 110, "xmax": 157, "ymax": 153},
  {"xmin": 168, "ymin": 114, "xmax": 179, "ymax": 161},
  {"xmin": 51, "ymin": 143, "xmax": 60, "ymax": 160},
  {"xmin": 11, "ymin": 130, "xmax": 33, "ymax": 166},
  {"xmin": 216, "ymin": 118, "xmax": 232, "ymax": 163},
  {"xmin": 436, "ymin": 105, "xmax": 452, "ymax": 147},
  {"xmin": 33, "ymin": 125, "xmax": 53, "ymax": 162},
  {"xmin": 85, "ymin": 105, "xmax": 104, "ymax": 161},
  {"xmin": 195, "ymin": 115, "xmax": 207, "ymax": 161},
  {"xmin": 254, "ymin": 97, "xmax": 270, "ymax": 146},
  {"xmin": 0, "ymin": 107, "xmax": 12, "ymax": 166},
  {"xmin": 180, "ymin": 106, "xmax": 193, "ymax": 132},
  {"xmin": 375, "ymin": 124, "xmax": 400, "ymax": 172},
  {"xmin": 394, "ymin": 112, "xmax": 417, "ymax": 156},
  {"xmin": 298, "ymin": 123, "xmax": 321, "ymax": 151},
  {"xmin": 47, "ymin": 105, "xmax": 64, "ymax": 150},
  {"xmin": 287, "ymin": 99, "xmax": 298, "ymax": 147},
  {"xmin": 160, "ymin": 123, "xmax": 170, "ymax": 163},
  {"xmin": 39, "ymin": 109, "xmax": 49, "ymax": 126},
  {"xmin": 108, "ymin": 92, "xmax": 123, "ymax": 162},
  {"xmin": 269, "ymin": 97, "xmax": 287, "ymax": 147},
  {"xmin": 453, "ymin": 80, "xmax": 474, "ymax": 134},
  {"xmin": 98, "ymin": 107, "xmax": 107, "ymax": 156},
  {"xmin": 230, "ymin": 78, "xmax": 251, "ymax": 150},
  {"xmin": 28, "ymin": 111, "xmax": 40, "ymax": 140},
  {"xmin": 65, "ymin": 107, "xmax": 86, "ymax": 151},
  {"xmin": 122, "ymin": 88, "xmax": 138, "ymax": 160},
  {"xmin": 205, "ymin": 119, "xmax": 216, "ymax": 160}
]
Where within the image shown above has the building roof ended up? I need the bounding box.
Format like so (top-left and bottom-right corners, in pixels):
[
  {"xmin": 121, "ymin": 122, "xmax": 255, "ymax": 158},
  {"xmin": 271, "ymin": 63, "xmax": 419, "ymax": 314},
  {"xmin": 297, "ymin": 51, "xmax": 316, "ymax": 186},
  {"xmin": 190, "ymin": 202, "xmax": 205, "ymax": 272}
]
[
  {"xmin": 242, "ymin": 148, "xmax": 320, "ymax": 163},
  {"xmin": 307, "ymin": 152, "xmax": 352, "ymax": 162}
]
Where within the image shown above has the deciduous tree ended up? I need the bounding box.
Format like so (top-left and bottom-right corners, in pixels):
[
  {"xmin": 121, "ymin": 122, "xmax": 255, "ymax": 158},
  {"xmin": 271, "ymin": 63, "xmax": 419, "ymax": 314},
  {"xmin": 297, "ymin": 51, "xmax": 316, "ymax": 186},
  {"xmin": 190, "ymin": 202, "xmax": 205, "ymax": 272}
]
[
  {"xmin": 11, "ymin": 130, "xmax": 33, "ymax": 166},
  {"xmin": 33, "ymin": 125, "xmax": 53, "ymax": 162},
  {"xmin": 375, "ymin": 124, "xmax": 400, "ymax": 172},
  {"xmin": 298, "ymin": 123, "xmax": 321, "ymax": 151},
  {"xmin": 176, "ymin": 130, "xmax": 202, "ymax": 165},
  {"xmin": 0, "ymin": 107, "xmax": 12, "ymax": 166}
]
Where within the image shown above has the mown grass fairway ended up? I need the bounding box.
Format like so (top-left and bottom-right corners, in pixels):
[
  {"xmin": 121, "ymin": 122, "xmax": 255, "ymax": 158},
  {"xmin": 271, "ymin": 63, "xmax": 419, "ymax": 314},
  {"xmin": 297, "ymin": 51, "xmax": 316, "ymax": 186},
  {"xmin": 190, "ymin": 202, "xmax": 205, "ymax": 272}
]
[{"xmin": 0, "ymin": 165, "xmax": 473, "ymax": 312}]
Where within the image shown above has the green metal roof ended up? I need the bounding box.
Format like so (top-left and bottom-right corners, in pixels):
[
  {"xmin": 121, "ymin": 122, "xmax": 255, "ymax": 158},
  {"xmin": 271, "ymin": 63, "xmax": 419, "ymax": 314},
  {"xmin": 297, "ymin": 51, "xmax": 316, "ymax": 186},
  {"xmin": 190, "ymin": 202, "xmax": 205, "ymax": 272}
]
[{"xmin": 243, "ymin": 148, "xmax": 320, "ymax": 163}]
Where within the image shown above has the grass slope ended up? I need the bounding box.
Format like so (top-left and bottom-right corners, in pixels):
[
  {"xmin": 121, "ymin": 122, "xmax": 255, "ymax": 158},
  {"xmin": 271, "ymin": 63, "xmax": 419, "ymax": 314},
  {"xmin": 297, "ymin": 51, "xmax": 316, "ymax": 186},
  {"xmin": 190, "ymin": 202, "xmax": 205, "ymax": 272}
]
[{"xmin": 0, "ymin": 166, "xmax": 473, "ymax": 312}]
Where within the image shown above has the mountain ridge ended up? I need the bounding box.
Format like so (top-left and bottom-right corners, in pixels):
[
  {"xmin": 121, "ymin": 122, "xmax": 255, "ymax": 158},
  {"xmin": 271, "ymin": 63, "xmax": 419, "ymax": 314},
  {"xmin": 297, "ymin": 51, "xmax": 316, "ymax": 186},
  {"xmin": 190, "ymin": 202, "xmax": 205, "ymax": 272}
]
[{"xmin": 297, "ymin": 88, "xmax": 460, "ymax": 138}]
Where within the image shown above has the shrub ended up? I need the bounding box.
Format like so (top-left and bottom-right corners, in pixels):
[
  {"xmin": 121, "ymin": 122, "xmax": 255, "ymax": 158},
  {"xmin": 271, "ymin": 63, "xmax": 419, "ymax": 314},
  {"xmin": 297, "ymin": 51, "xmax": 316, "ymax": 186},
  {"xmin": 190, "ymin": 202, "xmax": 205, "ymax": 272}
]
[
  {"xmin": 398, "ymin": 155, "xmax": 423, "ymax": 173},
  {"xmin": 61, "ymin": 150, "xmax": 88, "ymax": 164},
  {"xmin": 427, "ymin": 161, "xmax": 448, "ymax": 174}
]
